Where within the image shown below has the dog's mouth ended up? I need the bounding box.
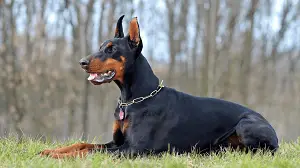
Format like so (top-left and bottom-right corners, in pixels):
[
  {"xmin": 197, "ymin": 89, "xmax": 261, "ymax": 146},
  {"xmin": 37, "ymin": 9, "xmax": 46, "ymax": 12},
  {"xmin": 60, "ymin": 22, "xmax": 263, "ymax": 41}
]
[{"xmin": 87, "ymin": 70, "xmax": 116, "ymax": 83}]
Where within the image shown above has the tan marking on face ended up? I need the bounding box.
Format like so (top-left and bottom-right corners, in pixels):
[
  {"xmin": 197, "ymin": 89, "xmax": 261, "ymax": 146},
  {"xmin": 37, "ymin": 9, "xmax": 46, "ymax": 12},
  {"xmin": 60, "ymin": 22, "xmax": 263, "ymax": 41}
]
[{"xmin": 88, "ymin": 56, "xmax": 126, "ymax": 84}]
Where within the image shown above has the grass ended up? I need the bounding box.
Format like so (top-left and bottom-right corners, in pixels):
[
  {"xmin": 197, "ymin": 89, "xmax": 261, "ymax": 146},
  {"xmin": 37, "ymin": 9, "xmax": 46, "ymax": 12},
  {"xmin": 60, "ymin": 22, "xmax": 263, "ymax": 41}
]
[{"xmin": 0, "ymin": 137, "xmax": 300, "ymax": 168}]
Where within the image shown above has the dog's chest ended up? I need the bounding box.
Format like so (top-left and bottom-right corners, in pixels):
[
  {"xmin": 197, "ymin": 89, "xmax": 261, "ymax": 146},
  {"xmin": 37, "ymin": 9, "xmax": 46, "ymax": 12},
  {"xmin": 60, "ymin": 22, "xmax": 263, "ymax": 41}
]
[{"xmin": 124, "ymin": 109, "xmax": 157, "ymax": 147}]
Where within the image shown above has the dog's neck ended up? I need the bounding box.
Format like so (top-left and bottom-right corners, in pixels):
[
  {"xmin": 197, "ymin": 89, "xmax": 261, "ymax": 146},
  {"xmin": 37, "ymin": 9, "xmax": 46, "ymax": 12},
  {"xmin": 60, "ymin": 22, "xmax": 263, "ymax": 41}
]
[{"xmin": 114, "ymin": 54, "xmax": 159, "ymax": 103}]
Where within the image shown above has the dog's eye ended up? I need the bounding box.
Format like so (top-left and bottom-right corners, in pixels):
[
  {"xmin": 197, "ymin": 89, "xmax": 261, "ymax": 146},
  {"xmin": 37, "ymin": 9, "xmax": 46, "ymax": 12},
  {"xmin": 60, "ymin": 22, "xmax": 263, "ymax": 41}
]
[{"xmin": 105, "ymin": 46, "xmax": 115, "ymax": 53}]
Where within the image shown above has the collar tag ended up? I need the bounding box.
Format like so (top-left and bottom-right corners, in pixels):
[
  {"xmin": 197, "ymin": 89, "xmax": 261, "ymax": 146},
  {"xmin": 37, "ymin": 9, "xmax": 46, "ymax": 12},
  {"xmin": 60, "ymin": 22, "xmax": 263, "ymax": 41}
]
[{"xmin": 119, "ymin": 109, "xmax": 125, "ymax": 120}]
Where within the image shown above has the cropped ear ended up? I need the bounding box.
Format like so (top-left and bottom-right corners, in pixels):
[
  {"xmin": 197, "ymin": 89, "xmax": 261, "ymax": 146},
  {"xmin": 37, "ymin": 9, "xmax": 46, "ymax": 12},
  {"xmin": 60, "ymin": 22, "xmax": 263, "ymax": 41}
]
[
  {"xmin": 128, "ymin": 17, "xmax": 141, "ymax": 47},
  {"xmin": 114, "ymin": 15, "xmax": 125, "ymax": 38}
]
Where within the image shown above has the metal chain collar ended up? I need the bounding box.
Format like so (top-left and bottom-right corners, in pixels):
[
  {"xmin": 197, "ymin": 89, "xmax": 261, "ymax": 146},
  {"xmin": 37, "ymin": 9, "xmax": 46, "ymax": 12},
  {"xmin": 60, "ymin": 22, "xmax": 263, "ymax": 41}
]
[{"xmin": 118, "ymin": 80, "xmax": 164, "ymax": 108}]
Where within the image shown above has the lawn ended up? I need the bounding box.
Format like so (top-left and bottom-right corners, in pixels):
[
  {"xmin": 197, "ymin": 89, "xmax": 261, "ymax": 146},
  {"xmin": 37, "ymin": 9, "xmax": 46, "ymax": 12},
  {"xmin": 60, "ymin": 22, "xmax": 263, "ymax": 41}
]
[{"xmin": 0, "ymin": 136, "xmax": 300, "ymax": 168}]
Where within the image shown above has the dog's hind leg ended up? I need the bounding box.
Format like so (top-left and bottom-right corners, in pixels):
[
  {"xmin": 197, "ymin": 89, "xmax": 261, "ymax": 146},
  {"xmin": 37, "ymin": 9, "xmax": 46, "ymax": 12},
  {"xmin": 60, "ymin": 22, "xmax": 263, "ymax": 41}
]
[{"xmin": 234, "ymin": 113, "xmax": 279, "ymax": 154}]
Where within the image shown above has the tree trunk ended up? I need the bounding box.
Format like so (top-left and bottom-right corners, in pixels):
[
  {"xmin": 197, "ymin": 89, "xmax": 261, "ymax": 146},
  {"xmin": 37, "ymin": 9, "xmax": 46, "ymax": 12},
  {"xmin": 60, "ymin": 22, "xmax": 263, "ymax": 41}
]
[
  {"xmin": 81, "ymin": 0, "xmax": 95, "ymax": 141},
  {"xmin": 210, "ymin": 0, "xmax": 220, "ymax": 97},
  {"xmin": 6, "ymin": 0, "xmax": 25, "ymax": 139},
  {"xmin": 166, "ymin": 0, "xmax": 188, "ymax": 87},
  {"xmin": 257, "ymin": 34, "xmax": 268, "ymax": 105},
  {"xmin": 98, "ymin": 0, "xmax": 106, "ymax": 43},
  {"xmin": 219, "ymin": 0, "xmax": 239, "ymax": 99},
  {"xmin": 0, "ymin": 1, "xmax": 9, "ymax": 136},
  {"xmin": 166, "ymin": 0, "xmax": 176, "ymax": 86},
  {"xmin": 190, "ymin": 1, "xmax": 202, "ymax": 95},
  {"xmin": 201, "ymin": 0, "xmax": 215, "ymax": 96},
  {"xmin": 238, "ymin": 0, "xmax": 258, "ymax": 105}
]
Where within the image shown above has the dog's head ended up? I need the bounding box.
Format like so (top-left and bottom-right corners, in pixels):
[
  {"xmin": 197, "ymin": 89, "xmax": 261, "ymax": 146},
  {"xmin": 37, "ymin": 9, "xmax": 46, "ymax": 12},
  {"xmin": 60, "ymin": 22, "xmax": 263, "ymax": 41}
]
[{"xmin": 79, "ymin": 15, "xmax": 143, "ymax": 85}]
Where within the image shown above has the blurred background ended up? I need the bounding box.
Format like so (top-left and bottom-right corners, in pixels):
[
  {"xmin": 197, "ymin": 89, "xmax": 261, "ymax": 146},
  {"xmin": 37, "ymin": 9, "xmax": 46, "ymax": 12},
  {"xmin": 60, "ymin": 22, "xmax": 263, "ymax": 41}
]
[{"xmin": 0, "ymin": 0, "xmax": 300, "ymax": 143}]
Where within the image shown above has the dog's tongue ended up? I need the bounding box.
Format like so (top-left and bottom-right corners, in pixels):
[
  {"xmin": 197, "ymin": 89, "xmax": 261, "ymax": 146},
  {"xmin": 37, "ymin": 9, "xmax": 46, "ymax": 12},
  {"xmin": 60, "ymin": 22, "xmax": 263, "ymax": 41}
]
[{"xmin": 87, "ymin": 73, "xmax": 98, "ymax": 81}]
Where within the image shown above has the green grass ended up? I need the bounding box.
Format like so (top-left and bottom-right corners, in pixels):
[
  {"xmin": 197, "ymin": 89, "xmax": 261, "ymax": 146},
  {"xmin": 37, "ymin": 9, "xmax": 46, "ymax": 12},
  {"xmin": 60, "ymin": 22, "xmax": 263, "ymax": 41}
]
[{"xmin": 0, "ymin": 137, "xmax": 300, "ymax": 168}]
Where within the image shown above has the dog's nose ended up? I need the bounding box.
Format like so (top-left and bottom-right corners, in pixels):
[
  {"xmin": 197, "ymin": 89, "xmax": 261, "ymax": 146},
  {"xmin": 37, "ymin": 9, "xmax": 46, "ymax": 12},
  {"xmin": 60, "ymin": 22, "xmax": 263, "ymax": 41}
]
[{"xmin": 79, "ymin": 58, "xmax": 89, "ymax": 67}]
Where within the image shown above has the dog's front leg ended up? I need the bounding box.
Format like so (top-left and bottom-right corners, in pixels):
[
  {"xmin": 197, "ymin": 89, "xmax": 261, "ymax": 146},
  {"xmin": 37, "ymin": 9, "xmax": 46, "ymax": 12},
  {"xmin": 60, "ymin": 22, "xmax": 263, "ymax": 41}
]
[
  {"xmin": 44, "ymin": 143, "xmax": 133, "ymax": 159},
  {"xmin": 39, "ymin": 141, "xmax": 115, "ymax": 158},
  {"xmin": 40, "ymin": 120, "xmax": 125, "ymax": 158}
]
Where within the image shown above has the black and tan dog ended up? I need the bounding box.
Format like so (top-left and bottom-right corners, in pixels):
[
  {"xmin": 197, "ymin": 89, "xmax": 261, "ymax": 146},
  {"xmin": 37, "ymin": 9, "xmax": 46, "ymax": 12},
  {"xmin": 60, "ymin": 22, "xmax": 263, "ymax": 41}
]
[{"xmin": 40, "ymin": 15, "xmax": 278, "ymax": 159}]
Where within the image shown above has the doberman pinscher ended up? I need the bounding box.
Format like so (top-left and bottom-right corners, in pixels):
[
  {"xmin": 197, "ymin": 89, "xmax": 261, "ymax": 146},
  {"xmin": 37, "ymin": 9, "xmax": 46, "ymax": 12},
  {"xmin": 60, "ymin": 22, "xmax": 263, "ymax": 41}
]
[{"xmin": 40, "ymin": 15, "xmax": 279, "ymax": 159}]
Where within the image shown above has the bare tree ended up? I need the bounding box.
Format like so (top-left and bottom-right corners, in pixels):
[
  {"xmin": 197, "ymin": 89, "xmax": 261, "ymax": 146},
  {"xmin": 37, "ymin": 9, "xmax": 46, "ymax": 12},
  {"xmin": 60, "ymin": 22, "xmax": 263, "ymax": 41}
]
[
  {"xmin": 80, "ymin": 0, "xmax": 96, "ymax": 141},
  {"xmin": 238, "ymin": 0, "xmax": 258, "ymax": 105},
  {"xmin": 166, "ymin": 0, "xmax": 189, "ymax": 86},
  {"xmin": 219, "ymin": 0, "xmax": 240, "ymax": 99},
  {"xmin": 201, "ymin": 0, "xmax": 219, "ymax": 96},
  {"xmin": 5, "ymin": 0, "xmax": 26, "ymax": 139},
  {"xmin": 190, "ymin": 0, "xmax": 203, "ymax": 95}
]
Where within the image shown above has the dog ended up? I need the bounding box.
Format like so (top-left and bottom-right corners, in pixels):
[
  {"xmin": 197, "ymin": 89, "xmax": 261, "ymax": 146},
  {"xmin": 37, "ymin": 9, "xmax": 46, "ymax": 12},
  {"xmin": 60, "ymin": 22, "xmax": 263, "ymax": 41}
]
[{"xmin": 40, "ymin": 15, "xmax": 279, "ymax": 159}]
